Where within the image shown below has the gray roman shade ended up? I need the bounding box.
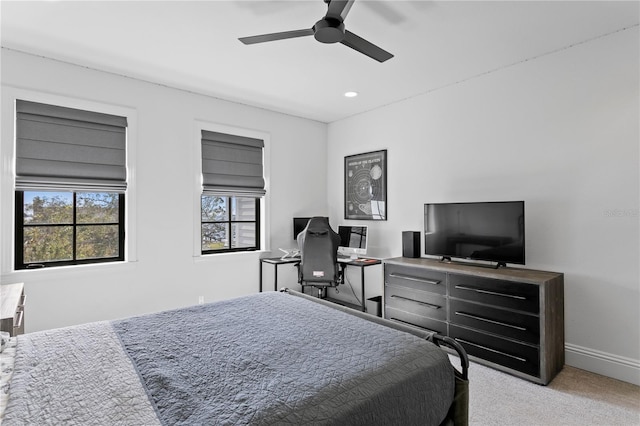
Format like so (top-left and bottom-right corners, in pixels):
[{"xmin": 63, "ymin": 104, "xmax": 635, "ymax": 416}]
[
  {"xmin": 15, "ymin": 100, "xmax": 127, "ymax": 192},
  {"xmin": 201, "ymin": 130, "xmax": 265, "ymax": 197}
]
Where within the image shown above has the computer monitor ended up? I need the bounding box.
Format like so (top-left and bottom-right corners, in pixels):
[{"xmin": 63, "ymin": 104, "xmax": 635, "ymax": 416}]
[
  {"xmin": 293, "ymin": 217, "xmax": 330, "ymax": 240},
  {"xmin": 293, "ymin": 217, "xmax": 311, "ymax": 240},
  {"xmin": 337, "ymin": 225, "xmax": 368, "ymax": 259}
]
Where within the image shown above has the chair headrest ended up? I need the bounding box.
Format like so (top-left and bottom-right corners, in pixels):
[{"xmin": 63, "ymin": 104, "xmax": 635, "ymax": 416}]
[{"xmin": 307, "ymin": 227, "xmax": 329, "ymax": 235}]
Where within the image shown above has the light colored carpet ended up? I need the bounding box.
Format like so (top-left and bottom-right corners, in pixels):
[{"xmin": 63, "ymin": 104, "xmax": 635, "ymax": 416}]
[{"xmin": 449, "ymin": 355, "xmax": 640, "ymax": 425}]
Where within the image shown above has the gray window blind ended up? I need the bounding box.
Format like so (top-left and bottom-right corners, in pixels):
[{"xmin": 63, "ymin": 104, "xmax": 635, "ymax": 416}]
[
  {"xmin": 201, "ymin": 130, "xmax": 265, "ymax": 196},
  {"xmin": 15, "ymin": 100, "xmax": 127, "ymax": 192}
]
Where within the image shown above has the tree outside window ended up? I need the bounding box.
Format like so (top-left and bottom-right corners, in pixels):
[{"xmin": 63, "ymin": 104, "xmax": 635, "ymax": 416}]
[
  {"xmin": 16, "ymin": 191, "xmax": 124, "ymax": 268},
  {"xmin": 201, "ymin": 195, "xmax": 259, "ymax": 253}
]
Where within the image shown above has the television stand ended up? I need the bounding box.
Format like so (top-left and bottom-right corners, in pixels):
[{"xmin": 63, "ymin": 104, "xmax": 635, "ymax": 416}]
[{"xmin": 384, "ymin": 257, "xmax": 564, "ymax": 384}]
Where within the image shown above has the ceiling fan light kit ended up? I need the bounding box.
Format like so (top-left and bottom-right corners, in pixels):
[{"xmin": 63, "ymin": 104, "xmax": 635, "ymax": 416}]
[{"xmin": 239, "ymin": 0, "xmax": 393, "ymax": 63}]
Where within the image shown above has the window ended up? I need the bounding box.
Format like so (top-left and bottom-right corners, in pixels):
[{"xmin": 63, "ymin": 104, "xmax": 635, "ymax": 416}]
[
  {"xmin": 14, "ymin": 100, "xmax": 128, "ymax": 269},
  {"xmin": 200, "ymin": 130, "xmax": 265, "ymax": 254},
  {"xmin": 201, "ymin": 195, "xmax": 259, "ymax": 253},
  {"xmin": 15, "ymin": 191, "xmax": 124, "ymax": 268}
]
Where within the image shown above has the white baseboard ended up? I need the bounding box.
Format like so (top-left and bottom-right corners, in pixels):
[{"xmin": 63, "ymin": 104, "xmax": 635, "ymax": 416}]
[{"xmin": 565, "ymin": 343, "xmax": 640, "ymax": 386}]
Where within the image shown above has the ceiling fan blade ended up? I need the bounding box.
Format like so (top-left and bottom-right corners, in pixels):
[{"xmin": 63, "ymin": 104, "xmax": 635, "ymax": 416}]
[
  {"xmin": 326, "ymin": 0, "xmax": 355, "ymax": 21},
  {"xmin": 239, "ymin": 28, "xmax": 314, "ymax": 45},
  {"xmin": 341, "ymin": 30, "xmax": 393, "ymax": 62}
]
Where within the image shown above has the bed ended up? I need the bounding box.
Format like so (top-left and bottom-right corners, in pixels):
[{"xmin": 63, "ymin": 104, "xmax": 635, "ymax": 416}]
[{"xmin": 1, "ymin": 289, "xmax": 468, "ymax": 425}]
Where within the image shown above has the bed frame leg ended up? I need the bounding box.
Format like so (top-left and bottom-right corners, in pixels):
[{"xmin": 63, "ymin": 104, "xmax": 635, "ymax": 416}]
[{"xmin": 429, "ymin": 334, "xmax": 469, "ymax": 381}]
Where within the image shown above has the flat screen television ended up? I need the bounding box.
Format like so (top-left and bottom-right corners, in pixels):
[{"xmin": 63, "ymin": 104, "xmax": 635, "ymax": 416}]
[
  {"xmin": 337, "ymin": 225, "xmax": 368, "ymax": 259},
  {"xmin": 424, "ymin": 201, "xmax": 525, "ymax": 266}
]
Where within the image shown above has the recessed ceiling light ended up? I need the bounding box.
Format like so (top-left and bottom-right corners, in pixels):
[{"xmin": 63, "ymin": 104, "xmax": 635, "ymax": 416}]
[{"xmin": 344, "ymin": 91, "xmax": 358, "ymax": 98}]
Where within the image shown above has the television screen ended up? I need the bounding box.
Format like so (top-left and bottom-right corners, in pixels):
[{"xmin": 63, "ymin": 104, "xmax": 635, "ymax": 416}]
[{"xmin": 424, "ymin": 201, "xmax": 525, "ymax": 265}]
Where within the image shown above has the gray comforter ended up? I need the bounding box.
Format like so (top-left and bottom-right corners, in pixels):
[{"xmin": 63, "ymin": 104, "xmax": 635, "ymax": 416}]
[{"xmin": 3, "ymin": 291, "xmax": 454, "ymax": 425}]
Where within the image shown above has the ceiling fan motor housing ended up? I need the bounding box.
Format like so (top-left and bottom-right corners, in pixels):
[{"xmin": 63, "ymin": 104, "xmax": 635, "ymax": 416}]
[{"xmin": 313, "ymin": 18, "xmax": 345, "ymax": 43}]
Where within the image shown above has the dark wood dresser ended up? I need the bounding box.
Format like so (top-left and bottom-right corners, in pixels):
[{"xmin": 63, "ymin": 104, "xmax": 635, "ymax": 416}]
[{"xmin": 384, "ymin": 258, "xmax": 564, "ymax": 384}]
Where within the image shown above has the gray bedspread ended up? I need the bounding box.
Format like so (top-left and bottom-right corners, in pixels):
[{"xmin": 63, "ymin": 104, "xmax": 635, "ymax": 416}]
[{"xmin": 3, "ymin": 291, "xmax": 454, "ymax": 425}]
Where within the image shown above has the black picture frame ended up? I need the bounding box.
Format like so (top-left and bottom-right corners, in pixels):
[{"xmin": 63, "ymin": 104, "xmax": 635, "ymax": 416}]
[{"xmin": 344, "ymin": 149, "xmax": 387, "ymax": 220}]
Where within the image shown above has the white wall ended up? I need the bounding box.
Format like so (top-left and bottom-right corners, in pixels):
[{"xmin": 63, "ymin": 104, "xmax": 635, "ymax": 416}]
[
  {"xmin": 327, "ymin": 28, "xmax": 639, "ymax": 384},
  {"xmin": 1, "ymin": 26, "xmax": 638, "ymax": 386},
  {"xmin": 0, "ymin": 48, "xmax": 327, "ymax": 331}
]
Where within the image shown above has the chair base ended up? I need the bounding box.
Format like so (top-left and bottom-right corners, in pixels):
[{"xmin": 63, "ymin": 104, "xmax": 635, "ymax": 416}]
[{"xmin": 300, "ymin": 285, "xmax": 329, "ymax": 299}]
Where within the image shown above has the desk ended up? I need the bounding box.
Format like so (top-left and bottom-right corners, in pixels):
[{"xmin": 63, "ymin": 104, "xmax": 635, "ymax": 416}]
[
  {"xmin": 259, "ymin": 257, "xmax": 300, "ymax": 292},
  {"xmin": 259, "ymin": 256, "xmax": 381, "ymax": 312}
]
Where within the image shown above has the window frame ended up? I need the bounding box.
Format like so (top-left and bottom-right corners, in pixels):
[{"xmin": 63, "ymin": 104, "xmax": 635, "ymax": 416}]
[
  {"xmin": 15, "ymin": 191, "xmax": 126, "ymax": 269},
  {"xmin": 201, "ymin": 195, "xmax": 260, "ymax": 255},
  {"xmin": 1, "ymin": 90, "xmax": 137, "ymax": 276},
  {"xmin": 193, "ymin": 120, "xmax": 270, "ymax": 259}
]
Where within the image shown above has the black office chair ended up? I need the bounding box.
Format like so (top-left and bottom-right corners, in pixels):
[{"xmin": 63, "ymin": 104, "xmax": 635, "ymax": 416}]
[{"xmin": 296, "ymin": 217, "xmax": 343, "ymax": 297}]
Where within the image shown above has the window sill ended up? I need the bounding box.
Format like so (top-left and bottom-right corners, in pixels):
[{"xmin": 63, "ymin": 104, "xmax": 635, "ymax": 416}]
[
  {"xmin": 193, "ymin": 250, "xmax": 263, "ymax": 264},
  {"xmin": 1, "ymin": 260, "xmax": 138, "ymax": 281}
]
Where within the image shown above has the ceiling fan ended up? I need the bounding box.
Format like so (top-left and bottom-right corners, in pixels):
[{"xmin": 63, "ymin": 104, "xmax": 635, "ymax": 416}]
[{"xmin": 239, "ymin": 0, "xmax": 394, "ymax": 63}]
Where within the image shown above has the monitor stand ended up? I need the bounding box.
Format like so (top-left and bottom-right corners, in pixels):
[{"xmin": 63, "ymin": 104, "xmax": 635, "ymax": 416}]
[{"xmin": 338, "ymin": 249, "xmax": 360, "ymax": 260}]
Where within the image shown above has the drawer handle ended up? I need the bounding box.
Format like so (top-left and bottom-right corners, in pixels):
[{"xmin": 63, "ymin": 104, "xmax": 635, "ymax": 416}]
[
  {"xmin": 13, "ymin": 309, "xmax": 24, "ymax": 330},
  {"xmin": 389, "ymin": 273, "xmax": 441, "ymax": 286},
  {"xmin": 454, "ymin": 285, "xmax": 526, "ymax": 300},
  {"xmin": 454, "ymin": 338, "xmax": 527, "ymax": 363},
  {"xmin": 18, "ymin": 294, "xmax": 26, "ymax": 308},
  {"xmin": 455, "ymin": 311, "xmax": 527, "ymax": 331},
  {"xmin": 391, "ymin": 295, "xmax": 441, "ymax": 309}
]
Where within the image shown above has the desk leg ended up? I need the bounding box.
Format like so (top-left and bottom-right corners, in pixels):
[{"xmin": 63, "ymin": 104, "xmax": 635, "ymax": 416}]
[
  {"xmin": 274, "ymin": 264, "xmax": 278, "ymax": 292},
  {"xmin": 360, "ymin": 266, "xmax": 366, "ymax": 312},
  {"xmin": 259, "ymin": 261, "xmax": 263, "ymax": 292}
]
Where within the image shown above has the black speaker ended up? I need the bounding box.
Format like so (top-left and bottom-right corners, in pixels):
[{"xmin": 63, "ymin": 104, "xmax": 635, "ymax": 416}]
[{"xmin": 402, "ymin": 231, "xmax": 420, "ymax": 258}]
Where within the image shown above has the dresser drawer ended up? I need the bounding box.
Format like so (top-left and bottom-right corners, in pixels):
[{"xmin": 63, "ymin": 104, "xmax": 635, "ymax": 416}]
[
  {"xmin": 450, "ymin": 325, "xmax": 540, "ymax": 377},
  {"xmin": 385, "ymin": 284, "xmax": 446, "ymax": 321},
  {"xmin": 449, "ymin": 299, "xmax": 539, "ymax": 344},
  {"xmin": 449, "ymin": 274, "xmax": 539, "ymax": 313},
  {"xmin": 385, "ymin": 264, "xmax": 446, "ymax": 295},
  {"xmin": 385, "ymin": 306, "xmax": 447, "ymax": 335}
]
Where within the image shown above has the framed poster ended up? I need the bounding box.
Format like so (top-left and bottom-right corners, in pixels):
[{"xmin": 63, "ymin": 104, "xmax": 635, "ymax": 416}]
[{"xmin": 344, "ymin": 149, "xmax": 387, "ymax": 220}]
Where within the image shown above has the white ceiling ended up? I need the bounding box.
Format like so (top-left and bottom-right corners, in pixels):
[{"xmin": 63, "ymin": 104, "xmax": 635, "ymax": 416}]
[{"xmin": 1, "ymin": 1, "xmax": 638, "ymax": 123}]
